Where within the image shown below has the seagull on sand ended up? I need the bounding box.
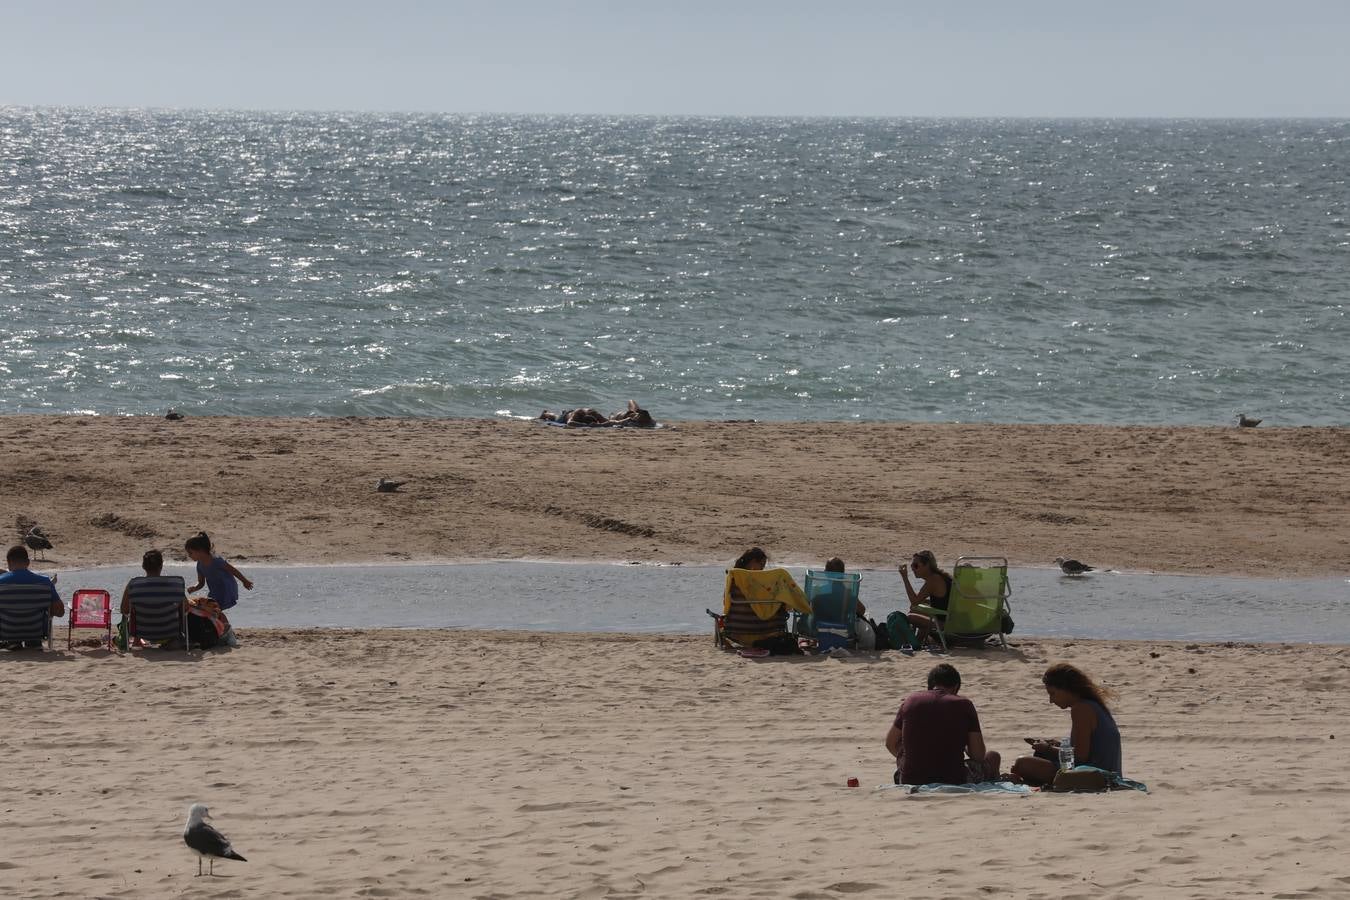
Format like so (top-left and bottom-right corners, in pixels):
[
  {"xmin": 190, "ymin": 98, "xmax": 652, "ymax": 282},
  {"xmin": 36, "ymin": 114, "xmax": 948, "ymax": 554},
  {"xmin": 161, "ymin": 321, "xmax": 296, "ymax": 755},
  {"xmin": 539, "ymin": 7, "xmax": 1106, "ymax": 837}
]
[
  {"xmin": 183, "ymin": 803, "xmax": 247, "ymax": 876},
  {"xmin": 375, "ymin": 478, "xmax": 408, "ymax": 493},
  {"xmin": 1055, "ymin": 557, "xmax": 1095, "ymax": 576},
  {"xmin": 1236, "ymin": 413, "xmax": 1262, "ymax": 428},
  {"xmin": 23, "ymin": 526, "xmax": 53, "ymax": 560}
]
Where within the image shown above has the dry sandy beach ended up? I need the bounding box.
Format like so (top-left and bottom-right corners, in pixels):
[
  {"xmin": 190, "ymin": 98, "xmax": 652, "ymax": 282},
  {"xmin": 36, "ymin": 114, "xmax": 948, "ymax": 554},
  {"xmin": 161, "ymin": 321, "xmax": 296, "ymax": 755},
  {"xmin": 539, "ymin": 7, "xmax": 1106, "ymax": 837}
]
[
  {"xmin": 2, "ymin": 415, "xmax": 1348, "ymax": 575},
  {"xmin": 4, "ymin": 631, "xmax": 1348, "ymax": 899}
]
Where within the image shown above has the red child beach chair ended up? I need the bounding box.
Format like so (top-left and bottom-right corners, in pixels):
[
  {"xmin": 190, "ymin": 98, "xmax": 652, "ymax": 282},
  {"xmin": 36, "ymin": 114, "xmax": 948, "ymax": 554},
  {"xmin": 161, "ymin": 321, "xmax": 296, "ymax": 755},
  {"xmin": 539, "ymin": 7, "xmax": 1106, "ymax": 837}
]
[{"xmin": 68, "ymin": 589, "xmax": 113, "ymax": 650}]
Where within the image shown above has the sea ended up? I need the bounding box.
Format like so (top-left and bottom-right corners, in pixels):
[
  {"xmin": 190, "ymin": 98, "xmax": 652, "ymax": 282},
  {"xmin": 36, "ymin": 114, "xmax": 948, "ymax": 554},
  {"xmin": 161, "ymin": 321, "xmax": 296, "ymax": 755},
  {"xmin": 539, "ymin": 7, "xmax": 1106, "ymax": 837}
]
[{"xmin": 1, "ymin": 109, "xmax": 1346, "ymax": 424}]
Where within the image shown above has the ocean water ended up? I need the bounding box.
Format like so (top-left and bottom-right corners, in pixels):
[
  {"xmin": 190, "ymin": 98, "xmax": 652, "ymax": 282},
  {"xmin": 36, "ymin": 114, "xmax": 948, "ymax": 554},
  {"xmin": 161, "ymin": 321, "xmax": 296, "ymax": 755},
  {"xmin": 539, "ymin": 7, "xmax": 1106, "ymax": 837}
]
[
  {"xmin": 1, "ymin": 109, "xmax": 1346, "ymax": 424},
  {"xmin": 52, "ymin": 562, "xmax": 1350, "ymax": 643}
]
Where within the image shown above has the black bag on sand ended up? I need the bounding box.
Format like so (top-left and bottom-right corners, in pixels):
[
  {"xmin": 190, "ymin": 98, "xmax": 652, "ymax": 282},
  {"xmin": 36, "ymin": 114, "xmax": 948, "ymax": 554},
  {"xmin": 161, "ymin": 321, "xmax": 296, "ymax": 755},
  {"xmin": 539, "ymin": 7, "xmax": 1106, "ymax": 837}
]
[
  {"xmin": 867, "ymin": 617, "xmax": 892, "ymax": 651},
  {"xmin": 187, "ymin": 614, "xmax": 220, "ymax": 650}
]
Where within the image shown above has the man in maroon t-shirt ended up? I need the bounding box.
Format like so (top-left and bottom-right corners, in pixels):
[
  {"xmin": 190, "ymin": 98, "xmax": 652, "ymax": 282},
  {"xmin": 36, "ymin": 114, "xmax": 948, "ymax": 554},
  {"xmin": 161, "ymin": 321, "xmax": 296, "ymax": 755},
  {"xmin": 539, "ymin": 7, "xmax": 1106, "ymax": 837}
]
[{"xmin": 885, "ymin": 663, "xmax": 1001, "ymax": 785}]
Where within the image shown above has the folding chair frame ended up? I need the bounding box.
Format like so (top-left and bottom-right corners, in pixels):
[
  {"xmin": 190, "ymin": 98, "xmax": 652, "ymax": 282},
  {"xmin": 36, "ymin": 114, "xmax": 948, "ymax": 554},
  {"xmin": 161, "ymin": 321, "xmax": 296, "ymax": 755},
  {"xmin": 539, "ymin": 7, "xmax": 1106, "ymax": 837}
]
[
  {"xmin": 68, "ymin": 589, "xmax": 114, "ymax": 651},
  {"xmin": 0, "ymin": 587, "xmax": 57, "ymax": 651},
  {"xmin": 915, "ymin": 556, "xmax": 1013, "ymax": 651}
]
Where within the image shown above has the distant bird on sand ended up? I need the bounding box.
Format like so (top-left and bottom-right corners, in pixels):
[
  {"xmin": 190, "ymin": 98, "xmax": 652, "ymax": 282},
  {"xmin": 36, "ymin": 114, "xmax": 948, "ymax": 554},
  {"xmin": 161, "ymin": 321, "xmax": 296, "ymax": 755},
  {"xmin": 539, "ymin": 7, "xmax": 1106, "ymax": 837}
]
[
  {"xmin": 165, "ymin": 408, "xmax": 184, "ymax": 421},
  {"xmin": 1236, "ymin": 413, "xmax": 1262, "ymax": 428},
  {"xmin": 376, "ymin": 478, "xmax": 408, "ymax": 493},
  {"xmin": 1055, "ymin": 557, "xmax": 1095, "ymax": 576},
  {"xmin": 183, "ymin": 803, "xmax": 247, "ymax": 876},
  {"xmin": 24, "ymin": 527, "xmax": 53, "ymax": 560}
]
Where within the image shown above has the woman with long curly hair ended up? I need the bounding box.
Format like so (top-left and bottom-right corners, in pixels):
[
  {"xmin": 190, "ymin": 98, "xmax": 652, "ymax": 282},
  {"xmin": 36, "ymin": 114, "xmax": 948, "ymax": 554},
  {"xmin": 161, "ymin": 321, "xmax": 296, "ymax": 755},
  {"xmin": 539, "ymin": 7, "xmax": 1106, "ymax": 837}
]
[{"xmin": 1011, "ymin": 663, "xmax": 1123, "ymax": 784}]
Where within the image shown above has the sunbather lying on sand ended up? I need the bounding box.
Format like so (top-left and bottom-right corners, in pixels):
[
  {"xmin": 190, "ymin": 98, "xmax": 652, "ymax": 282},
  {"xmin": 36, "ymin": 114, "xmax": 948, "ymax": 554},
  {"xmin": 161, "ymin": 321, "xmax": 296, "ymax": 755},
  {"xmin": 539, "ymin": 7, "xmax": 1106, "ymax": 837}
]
[{"xmin": 539, "ymin": 400, "xmax": 655, "ymax": 427}]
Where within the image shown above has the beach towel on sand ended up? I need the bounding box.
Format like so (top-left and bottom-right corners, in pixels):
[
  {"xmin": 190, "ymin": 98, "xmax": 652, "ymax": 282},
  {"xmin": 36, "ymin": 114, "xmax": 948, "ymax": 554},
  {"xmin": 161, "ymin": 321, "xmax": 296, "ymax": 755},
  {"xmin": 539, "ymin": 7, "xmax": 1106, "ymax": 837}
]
[{"xmin": 878, "ymin": 781, "xmax": 1032, "ymax": 796}]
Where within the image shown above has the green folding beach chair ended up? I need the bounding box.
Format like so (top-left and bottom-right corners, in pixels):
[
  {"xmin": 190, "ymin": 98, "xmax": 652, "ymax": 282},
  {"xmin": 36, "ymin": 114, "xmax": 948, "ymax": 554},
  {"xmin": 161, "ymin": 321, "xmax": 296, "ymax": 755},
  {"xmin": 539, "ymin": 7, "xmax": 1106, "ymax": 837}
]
[{"xmin": 915, "ymin": 557, "xmax": 1012, "ymax": 651}]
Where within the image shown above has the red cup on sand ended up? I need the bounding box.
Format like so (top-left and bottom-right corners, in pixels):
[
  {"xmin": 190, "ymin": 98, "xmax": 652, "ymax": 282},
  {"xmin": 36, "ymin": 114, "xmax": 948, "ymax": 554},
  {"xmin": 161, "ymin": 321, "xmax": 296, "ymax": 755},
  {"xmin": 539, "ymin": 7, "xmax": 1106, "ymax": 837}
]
[{"xmin": 846, "ymin": 777, "xmax": 860, "ymax": 788}]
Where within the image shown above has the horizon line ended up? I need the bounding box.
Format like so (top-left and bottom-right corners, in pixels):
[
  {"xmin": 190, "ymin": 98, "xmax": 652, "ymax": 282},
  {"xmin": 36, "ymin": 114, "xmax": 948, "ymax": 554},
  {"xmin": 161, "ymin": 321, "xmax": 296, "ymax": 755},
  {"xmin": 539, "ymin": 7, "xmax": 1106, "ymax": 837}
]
[{"xmin": 3, "ymin": 103, "xmax": 1349, "ymax": 122}]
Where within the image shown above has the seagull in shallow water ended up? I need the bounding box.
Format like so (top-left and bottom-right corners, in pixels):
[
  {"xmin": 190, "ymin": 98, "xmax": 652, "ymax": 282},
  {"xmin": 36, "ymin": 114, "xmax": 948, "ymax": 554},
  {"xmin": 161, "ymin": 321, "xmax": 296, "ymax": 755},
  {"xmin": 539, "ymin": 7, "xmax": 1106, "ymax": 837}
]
[
  {"xmin": 1236, "ymin": 413, "xmax": 1262, "ymax": 428},
  {"xmin": 1055, "ymin": 557, "xmax": 1095, "ymax": 576},
  {"xmin": 183, "ymin": 803, "xmax": 247, "ymax": 876},
  {"xmin": 376, "ymin": 478, "xmax": 408, "ymax": 493},
  {"xmin": 24, "ymin": 527, "xmax": 53, "ymax": 560}
]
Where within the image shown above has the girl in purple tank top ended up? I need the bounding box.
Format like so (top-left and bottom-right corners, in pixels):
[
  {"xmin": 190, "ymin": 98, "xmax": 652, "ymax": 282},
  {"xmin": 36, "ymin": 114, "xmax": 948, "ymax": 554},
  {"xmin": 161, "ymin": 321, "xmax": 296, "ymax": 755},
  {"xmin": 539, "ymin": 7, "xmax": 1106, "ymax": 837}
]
[{"xmin": 185, "ymin": 531, "xmax": 253, "ymax": 612}]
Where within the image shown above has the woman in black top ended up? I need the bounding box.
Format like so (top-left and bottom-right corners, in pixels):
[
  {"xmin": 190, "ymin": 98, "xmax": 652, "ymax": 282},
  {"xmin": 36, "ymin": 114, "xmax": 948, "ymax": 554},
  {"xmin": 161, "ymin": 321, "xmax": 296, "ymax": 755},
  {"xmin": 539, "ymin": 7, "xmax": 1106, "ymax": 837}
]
[{"xmin": 901, "ymin": 550, "xmax": 951, "ymax": 647}]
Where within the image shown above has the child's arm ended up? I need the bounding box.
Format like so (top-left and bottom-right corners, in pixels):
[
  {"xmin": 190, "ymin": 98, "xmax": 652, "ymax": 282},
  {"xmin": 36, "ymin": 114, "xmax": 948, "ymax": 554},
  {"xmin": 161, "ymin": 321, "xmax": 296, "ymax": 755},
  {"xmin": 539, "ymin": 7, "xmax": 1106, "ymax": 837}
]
[
  {"xmin": 187, "ymin": 576, "xmax": 204, "ymax": 592},
  {"xmin": 225, "ymin": 561, "xmax": 253, "ymax": 591}
]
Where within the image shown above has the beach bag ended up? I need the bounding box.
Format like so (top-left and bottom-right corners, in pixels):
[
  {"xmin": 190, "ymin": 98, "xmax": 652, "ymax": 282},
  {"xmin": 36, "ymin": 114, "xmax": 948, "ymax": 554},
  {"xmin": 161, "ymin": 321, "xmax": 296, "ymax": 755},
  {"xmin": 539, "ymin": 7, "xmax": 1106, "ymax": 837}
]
[
  {"xmin": 867, "ymin": 618, "xmax": 892, "ymax": 651},
  {"xmin": 187, "ymin": 612, "xmax": 220, "ymax": 649},
  {"xmin": 815, "ymin": 621, "xmax": 852, "ymax": 652},
  {"xmin": 886, "ymin": 611, "xmax": 921, "ymax": 650},
  {"xmin": 1051, "ymin": 768, "xmax": 1109, "ymax": 792}
]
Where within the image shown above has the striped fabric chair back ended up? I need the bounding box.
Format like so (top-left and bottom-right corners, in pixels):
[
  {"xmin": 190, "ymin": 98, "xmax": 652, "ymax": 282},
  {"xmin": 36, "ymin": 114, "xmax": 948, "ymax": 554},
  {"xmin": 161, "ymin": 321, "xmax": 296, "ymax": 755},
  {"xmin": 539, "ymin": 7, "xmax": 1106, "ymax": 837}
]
[
  {"xmin": 0, "ymin": 582, "xmax": 56, "ymax": 645},
  {"xmin": 126, "ymin": 576, "xmax": 187, "ymax": 644}
]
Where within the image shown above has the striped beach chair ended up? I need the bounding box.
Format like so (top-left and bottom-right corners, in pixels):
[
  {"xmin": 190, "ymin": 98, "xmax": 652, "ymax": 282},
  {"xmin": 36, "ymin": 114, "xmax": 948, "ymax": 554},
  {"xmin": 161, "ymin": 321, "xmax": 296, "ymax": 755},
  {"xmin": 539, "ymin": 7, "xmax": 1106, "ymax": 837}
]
[
  {"xmin": 125, "ymin": 575, "xmax": 189, "ymax": 649},
  {"xmin": 715, "ymin": 568, "xmax": 811, "ymax": 650},
  {"xmin": 0, "ymin": 581, "xmax": 59, "ymax": 650}
]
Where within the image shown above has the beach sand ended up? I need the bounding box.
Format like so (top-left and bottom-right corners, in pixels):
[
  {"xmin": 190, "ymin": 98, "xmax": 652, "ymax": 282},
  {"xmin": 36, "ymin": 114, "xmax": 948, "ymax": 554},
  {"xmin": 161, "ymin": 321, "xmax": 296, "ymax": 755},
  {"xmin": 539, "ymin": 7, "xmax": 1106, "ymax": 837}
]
[
  {"xmin": 4, "ymin": 630, "xmax": 1348, "ymax": 898},
  {"xmin": 2, "ymin": 415, "xmax": 1348, "ymax": 575},
  {"xmin": 5, "ymin": 415, "xmax": 1348, "ymax": 897}
]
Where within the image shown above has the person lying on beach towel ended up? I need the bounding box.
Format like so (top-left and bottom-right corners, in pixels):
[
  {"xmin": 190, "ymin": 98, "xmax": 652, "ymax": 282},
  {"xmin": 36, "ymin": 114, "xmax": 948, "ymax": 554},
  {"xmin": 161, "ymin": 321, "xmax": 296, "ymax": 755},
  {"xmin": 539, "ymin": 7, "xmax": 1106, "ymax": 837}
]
[{"xmin": 539, "ymin": 400, "xmax": 656, "ymax": 428}]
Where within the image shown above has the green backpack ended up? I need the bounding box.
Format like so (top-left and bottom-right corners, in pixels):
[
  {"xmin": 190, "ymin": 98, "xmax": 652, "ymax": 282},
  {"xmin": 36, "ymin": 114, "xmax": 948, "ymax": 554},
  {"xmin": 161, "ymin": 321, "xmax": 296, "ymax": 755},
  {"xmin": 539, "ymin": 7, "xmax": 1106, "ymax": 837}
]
[{"xmin": 886, "ymin": 611, "xmax": 922, "ymax": 650}]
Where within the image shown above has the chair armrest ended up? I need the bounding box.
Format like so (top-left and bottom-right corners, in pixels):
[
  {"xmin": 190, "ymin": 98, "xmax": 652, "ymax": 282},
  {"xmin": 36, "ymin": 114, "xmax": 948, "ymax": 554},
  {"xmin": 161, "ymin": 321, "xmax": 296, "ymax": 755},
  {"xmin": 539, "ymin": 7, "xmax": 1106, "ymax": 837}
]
[{"xmin": 913, "ymin": 604, "xmax": 946, "ymax": 618}]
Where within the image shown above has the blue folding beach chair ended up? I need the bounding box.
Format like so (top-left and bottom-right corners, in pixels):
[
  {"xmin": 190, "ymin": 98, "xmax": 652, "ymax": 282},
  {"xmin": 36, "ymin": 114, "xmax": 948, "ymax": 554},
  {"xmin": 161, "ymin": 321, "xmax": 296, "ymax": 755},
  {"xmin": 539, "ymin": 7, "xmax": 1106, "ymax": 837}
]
[
  {"xmin": 125, "ymin": 575, "xmax": 189, "ymax": 649},
  {"xmin": 0, "ymin": 581, "xmax": 59, "ymax": 650},
  {"xmin": 798, "ymin": 570, "xmax": 863, "ymax": 651}
]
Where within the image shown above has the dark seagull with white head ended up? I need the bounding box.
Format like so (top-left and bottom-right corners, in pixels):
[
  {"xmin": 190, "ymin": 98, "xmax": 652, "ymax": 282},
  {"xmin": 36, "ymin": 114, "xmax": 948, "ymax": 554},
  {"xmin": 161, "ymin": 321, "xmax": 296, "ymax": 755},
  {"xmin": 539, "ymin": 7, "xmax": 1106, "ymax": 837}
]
[
  {"xmin": 183, "ymin": 803, "xmax": 248, "ymax": 876},
  {"xmin": 1055, "ymin": 557, "xmax": 1095, "ymax": 576}
]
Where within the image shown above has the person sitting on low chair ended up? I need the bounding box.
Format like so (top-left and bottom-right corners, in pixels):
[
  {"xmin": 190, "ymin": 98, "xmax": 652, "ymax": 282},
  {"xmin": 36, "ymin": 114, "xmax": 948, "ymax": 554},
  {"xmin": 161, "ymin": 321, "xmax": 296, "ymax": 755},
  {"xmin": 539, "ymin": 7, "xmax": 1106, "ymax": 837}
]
[
  {"xmin": 1, "ymin": 545, "xmax": 64, "ymax": 649},
  {"xmin": 822, "ymin": 556, "xmax": 874, "ymax": 650}
]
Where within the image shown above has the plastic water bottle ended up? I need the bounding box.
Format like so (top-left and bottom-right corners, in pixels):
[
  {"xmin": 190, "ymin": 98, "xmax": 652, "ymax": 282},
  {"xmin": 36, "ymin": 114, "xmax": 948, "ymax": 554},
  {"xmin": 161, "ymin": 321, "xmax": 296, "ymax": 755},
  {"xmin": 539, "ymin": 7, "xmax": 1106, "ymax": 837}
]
[{"xmin": 1058, "ymin": 740, "xmax": 1075, "ymax": 772}]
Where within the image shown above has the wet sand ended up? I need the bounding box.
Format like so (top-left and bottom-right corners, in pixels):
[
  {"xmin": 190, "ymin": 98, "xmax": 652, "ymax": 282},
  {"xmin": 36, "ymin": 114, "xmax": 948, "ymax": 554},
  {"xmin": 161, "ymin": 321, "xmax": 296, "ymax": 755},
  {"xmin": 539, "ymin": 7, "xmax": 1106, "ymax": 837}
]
[{"xmin": 2, "ymin": 415, "xmax": 1347, "ymax": 576}]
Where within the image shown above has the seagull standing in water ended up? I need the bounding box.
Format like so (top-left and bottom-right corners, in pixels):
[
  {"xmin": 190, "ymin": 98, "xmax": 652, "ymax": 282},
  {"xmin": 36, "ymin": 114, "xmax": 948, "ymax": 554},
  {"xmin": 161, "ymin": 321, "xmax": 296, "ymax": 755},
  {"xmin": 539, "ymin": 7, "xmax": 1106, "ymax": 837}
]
[
  {"xmin": 1055, "ymin": 557, "xmax": 1095, "ymax": 576},
  {"xmin": 183, "ymin": 803, "xmax": 248, "ymax": 876}
]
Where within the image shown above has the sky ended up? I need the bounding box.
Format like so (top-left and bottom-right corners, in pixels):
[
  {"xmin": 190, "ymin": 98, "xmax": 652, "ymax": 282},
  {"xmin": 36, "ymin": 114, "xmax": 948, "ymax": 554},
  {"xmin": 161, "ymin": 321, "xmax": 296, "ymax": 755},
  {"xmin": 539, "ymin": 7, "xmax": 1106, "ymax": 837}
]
[{"xmin": 3, "ymin": 0, "xmax": 1349, "ymax": 117}]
